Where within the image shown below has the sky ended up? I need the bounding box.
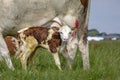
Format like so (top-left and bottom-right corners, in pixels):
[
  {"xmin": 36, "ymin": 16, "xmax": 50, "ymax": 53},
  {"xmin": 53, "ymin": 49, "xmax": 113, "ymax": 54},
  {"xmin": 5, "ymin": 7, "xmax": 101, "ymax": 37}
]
[{"xmin": 88, "ymin": 0, "xmax": 120, "ymax": 34}]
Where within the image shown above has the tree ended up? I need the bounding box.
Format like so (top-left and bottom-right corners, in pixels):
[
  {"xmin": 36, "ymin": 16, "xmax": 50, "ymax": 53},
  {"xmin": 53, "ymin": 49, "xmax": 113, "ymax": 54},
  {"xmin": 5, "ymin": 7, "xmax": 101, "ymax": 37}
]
[
  {"xmin": 98, "ymin": 32, "xmax": 107, "ymax": 36},
  {"xmin": 88, "ymin": 29, "xmax": 99, "ymax": 36}
]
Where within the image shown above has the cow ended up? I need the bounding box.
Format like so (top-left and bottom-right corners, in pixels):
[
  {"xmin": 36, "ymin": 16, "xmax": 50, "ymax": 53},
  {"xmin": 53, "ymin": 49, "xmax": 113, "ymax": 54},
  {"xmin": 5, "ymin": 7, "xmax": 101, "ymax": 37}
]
[{"xmin": 0, "ymin": 0, "xmax": 90, "ymax": 70}]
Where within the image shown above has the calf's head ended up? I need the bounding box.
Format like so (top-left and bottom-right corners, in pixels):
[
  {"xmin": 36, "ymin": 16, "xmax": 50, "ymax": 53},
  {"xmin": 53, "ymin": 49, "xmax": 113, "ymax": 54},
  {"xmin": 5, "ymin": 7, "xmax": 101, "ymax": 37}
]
[{"xmin": 58, "ymin": 25, "xmax": 72, "ymax": 42}]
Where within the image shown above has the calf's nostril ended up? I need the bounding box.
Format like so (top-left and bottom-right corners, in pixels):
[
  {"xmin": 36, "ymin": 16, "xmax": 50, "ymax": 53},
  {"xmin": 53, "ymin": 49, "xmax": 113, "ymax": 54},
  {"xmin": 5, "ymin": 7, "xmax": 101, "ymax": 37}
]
[{"xmin": 64, "ymin": 38, "xmax": 68, "ymax": 41}]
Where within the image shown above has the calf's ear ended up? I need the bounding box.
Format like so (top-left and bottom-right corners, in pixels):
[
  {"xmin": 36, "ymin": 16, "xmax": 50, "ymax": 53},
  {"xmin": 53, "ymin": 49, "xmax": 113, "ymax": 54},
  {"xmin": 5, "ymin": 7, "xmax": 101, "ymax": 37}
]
[{"xmin": 71, "ymin": 27, "xmax": 77, "ymax": 32}]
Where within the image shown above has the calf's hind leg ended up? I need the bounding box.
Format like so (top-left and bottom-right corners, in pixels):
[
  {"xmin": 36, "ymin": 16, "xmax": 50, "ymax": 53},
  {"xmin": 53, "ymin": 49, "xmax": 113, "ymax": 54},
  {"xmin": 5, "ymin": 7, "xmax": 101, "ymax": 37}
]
[{"xmin": 19, "ymin": 36, "xmax": 38, "ymax": 70}]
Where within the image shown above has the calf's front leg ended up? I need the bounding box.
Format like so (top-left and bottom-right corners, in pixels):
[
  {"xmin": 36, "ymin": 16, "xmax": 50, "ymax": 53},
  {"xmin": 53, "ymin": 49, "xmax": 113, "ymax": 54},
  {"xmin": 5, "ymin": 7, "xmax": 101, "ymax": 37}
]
[{"xmin": 52, "ymin": 52, "xmax": 62, "ymax": 70}]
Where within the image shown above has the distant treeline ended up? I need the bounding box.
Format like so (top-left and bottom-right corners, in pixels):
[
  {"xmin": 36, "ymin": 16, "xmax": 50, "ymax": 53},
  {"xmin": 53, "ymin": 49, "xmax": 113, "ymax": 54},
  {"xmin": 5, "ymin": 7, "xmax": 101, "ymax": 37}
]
[{"xmin": 88, "ymin": 29, "xmax": 120, "ymax": 37}]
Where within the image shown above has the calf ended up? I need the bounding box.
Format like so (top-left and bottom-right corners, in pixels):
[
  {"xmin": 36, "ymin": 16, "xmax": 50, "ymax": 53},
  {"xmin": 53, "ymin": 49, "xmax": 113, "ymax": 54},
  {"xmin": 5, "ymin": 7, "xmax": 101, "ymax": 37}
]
[
  {"xmin": 4, "ymin": 36, "xmax": 20, "ymax": 57},
  {"xmin": 18, "ymin": 25, "xmax": 72, "ymax": 70},
  {"xmin": 51, "ymin": 17, "xmax": 78, "ymax": 69}
]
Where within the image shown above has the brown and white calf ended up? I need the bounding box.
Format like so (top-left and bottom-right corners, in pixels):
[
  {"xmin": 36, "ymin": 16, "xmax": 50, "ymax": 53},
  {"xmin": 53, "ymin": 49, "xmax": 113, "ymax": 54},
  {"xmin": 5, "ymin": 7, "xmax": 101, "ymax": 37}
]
[
  {"xmin": 17, "ymin": 25, "xmax": 72, "ymax": 70},
  {"xmin": 4, "ymin": 36, "xmax": 20, "ymax": 57}
]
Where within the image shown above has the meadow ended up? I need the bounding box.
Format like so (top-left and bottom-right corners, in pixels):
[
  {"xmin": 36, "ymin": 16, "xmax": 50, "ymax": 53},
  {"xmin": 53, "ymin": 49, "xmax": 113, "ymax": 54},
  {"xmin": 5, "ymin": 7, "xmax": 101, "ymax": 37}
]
[{"xmin": 0, "ymin": 40, "xmax": 120, "ymax": 80}]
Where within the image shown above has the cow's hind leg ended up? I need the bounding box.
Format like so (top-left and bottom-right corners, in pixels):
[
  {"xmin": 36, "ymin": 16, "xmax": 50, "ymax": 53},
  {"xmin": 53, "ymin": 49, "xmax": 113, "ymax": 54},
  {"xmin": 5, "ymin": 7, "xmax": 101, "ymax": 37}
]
[
  {"xmin": 0, "ymin": 34, "xmax": 14, "ymax": 70},
  {"xmin": 78, "ymin": 35, "xmax": 90, "ymax": 70}
]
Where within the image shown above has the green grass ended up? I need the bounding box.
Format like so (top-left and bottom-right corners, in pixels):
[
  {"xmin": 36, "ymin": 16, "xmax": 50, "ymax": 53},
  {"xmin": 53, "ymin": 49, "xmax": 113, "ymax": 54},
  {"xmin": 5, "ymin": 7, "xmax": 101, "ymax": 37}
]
[{"xmin": 0, "ymin": 40, "xmax": 120, "ymax": 80}]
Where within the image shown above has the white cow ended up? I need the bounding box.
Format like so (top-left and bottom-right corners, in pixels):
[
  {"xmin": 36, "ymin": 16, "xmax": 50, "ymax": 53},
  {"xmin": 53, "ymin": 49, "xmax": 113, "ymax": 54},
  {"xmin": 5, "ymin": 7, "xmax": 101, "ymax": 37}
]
[{"xmin": 0, "ymin": 0, "xmax": 90, "ymax": 70}]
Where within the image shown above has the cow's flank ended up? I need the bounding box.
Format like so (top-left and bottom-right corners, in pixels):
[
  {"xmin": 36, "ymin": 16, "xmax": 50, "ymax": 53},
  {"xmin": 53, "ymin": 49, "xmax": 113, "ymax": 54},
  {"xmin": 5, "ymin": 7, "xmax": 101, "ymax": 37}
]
[{"xmin": 48, "ymin": 32, "xmax": 61, "ymax": 53}]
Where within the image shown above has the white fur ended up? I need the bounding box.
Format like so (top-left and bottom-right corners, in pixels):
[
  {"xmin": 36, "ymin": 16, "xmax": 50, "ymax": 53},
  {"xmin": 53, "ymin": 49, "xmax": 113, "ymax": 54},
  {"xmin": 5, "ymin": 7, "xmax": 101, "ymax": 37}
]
[{"xmin": 59, "ymin": 25, "xmax": 72, "ymax": 42}]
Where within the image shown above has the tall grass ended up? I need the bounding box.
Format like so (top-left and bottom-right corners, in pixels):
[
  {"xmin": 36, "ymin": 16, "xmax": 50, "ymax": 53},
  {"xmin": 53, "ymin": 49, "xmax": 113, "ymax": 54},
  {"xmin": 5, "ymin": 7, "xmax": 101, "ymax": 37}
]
[{"xmin": 0, "ymin": 40, "xmax": 120, "ymax": 80}]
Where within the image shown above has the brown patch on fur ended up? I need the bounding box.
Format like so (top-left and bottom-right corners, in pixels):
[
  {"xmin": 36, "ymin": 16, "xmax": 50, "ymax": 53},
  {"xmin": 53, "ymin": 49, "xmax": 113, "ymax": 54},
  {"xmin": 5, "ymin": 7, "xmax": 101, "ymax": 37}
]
[
  {"xmin": 80, "ymin": 0, "xmax": 88, "ymax": 9},
  {"xmin": 48, "ymin": 32, "xmax": 61, "ymax": 53},
  {"xmin": 4, "ymin": 36, "xmax": 16, "ymax": 56},
  {"xmin": 23, "ymin": 27, "xmax": 49, "ymax": 44}
]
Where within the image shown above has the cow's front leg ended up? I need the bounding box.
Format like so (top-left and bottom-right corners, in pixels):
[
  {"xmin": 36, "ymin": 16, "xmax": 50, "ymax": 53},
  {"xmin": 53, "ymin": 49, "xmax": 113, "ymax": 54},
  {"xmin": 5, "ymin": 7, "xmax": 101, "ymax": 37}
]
[
  {"xmin": 52, "ymin": 52, "xmax": 62, "ymax": 70},
  {"xmin": 0, "ymin": 33, "xmax": 14, "ymax": 70}
]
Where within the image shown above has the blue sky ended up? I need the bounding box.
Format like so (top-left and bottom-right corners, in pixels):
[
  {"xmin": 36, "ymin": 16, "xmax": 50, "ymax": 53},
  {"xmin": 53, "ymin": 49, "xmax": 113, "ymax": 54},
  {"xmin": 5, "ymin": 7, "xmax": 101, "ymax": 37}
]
[{"xmin": 88, "ymin": 0, "xmax": 120, "ymax": 34}]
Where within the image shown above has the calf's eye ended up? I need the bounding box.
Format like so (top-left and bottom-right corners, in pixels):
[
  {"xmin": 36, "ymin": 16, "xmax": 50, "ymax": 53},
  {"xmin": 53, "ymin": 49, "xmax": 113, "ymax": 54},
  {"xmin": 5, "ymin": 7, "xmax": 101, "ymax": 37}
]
[
  {"xmin": 60, "ymin": 32, "xmax": 63, "ymax": 34},
  {"xmin": 69, "ymin": 32, "xmax": 72, "ymax": 34}
]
